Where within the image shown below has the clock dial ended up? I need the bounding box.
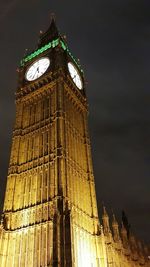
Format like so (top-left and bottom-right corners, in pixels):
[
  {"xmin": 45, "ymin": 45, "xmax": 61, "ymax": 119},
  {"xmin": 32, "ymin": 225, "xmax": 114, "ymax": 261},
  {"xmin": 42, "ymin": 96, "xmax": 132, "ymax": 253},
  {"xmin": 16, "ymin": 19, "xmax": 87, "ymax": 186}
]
[
  {"xmin": 68, "ymin": 62, "xmax": 83, "ymax": 90},
  {"xmin": 25, "ymin": 57, "xmax": 50, "ymax": 81}
]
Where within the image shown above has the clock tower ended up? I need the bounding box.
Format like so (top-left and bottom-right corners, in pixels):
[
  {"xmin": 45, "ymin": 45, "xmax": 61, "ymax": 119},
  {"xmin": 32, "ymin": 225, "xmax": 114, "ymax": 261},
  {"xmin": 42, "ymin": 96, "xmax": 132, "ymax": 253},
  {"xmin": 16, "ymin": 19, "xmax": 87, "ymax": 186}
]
[
  {"xmin": 0, "ymin": 17, "xmax": 149, "ymax": 267},
  {"xmin": 0, "ymin": 19, "xmax": 104, "ymax": 267}
]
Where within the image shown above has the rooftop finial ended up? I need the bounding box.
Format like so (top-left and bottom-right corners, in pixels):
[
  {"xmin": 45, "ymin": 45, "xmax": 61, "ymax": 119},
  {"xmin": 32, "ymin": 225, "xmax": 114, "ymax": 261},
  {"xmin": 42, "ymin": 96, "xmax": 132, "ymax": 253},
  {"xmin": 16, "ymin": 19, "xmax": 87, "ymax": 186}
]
[
  {"xmin": 38, "ymin": 13, "xmax": 59, "ymax": 47},
  {"xmin": 102, "ymin": 203, "xmax": 108, "ymax": 216},
  {"xmin": 50, "ymin": 12, "xmax": 56, "ymax": 22},
  {"xmin": 122, "ymin": 210, "xmax": 131, "ymax": 238}
]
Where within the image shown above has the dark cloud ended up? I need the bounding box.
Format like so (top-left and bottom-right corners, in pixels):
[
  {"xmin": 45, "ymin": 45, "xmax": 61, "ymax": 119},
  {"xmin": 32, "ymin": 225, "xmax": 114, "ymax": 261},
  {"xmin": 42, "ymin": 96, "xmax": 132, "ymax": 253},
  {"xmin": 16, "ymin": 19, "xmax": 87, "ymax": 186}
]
[{"xmin": 0, "ymin": 0, "xmax": 150, "ymax": 243}]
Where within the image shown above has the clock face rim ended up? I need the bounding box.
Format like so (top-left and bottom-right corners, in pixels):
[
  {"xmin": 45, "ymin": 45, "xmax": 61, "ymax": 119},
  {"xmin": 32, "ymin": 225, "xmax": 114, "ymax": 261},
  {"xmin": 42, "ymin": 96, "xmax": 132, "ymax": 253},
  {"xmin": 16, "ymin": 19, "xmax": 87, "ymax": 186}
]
[
  {"xmin": 68, "ymin": 62, "xmax": 83, "ymax": 90},
  {"xmin": 25, "ymin": 57, "xmax": 50, "ymax": 81}
]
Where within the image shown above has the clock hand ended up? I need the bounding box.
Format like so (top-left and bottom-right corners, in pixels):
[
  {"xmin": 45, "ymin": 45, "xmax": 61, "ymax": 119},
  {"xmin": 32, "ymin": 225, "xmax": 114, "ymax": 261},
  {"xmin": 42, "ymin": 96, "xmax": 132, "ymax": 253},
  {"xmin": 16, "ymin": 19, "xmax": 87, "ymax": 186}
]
[{"xmin": 33, "ymin": 70, "xmax": 38, "ymax": 79}]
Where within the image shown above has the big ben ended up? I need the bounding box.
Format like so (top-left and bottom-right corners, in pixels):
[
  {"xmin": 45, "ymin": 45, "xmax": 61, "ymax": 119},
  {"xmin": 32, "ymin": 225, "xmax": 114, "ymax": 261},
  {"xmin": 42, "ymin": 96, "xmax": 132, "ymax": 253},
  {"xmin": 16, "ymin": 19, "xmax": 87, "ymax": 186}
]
[
  {"xmin": 0, "ymin": 18, "xmax": 149, "ymax": 267},
  {"xmin": 0, "ymin": 18, "xmax": 103, "ymax": 267}
]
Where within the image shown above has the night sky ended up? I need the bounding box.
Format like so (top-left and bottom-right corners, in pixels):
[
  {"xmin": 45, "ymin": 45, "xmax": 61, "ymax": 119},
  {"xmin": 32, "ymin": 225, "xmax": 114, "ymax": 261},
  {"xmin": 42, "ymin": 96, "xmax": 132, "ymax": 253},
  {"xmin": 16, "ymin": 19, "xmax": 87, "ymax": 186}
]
[{"xmin": 0, "ymin": 0, "xmax": 150, "ymax": 244}]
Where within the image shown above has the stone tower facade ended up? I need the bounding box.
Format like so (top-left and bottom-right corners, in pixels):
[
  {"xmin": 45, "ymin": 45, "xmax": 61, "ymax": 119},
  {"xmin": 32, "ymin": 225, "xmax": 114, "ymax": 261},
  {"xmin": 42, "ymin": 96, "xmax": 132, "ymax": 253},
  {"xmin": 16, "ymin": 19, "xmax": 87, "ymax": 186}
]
[{"xmin": 0, "ymin": 19, "xmax": 149, "ymax": 267}]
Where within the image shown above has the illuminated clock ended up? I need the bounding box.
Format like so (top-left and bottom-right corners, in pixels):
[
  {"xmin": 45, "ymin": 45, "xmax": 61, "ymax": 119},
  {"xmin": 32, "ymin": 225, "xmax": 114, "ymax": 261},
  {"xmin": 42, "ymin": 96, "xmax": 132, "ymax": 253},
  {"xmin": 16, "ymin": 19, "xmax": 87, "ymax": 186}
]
[
  {"xmin": 25, "ymin": 57, "xmax": 50, "ymax": 81},
  {"xmin": 68, "ymin": 62, "xmax": 83, "ymax": 90}
]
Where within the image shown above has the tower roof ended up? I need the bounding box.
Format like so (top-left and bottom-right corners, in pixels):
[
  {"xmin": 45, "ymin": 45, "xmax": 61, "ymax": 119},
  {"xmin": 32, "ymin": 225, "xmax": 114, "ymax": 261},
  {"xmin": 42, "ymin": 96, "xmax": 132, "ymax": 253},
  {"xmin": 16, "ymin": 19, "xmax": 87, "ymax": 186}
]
[{"xmin": 39, "ymin": 17, "xmax": 60, "ymax": 47}]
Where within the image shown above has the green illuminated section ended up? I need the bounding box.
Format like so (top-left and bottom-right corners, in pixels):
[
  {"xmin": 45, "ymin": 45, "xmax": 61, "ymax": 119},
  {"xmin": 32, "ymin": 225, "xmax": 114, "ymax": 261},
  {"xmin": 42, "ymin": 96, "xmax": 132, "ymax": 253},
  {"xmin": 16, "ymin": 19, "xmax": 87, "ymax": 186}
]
[
  {"xmin": 20, "ymin": 38, "xmax": 83, "ymax": 73},
  {"xmin": 60, "ymin": 40, "xmax": 67, "ymax": 50},
  {"xmin": 20, "ymin": 39, "xmax": 59, "ymax": 66},
  {"xmin": 60, "ymin": 40, "xmax": 83, "ymax": 72}
]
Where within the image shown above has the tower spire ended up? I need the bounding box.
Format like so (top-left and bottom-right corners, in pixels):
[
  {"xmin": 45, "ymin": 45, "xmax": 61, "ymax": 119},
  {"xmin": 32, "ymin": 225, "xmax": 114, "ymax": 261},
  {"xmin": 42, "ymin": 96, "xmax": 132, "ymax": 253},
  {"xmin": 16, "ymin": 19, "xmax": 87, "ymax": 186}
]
[
  {"xmin": 102, "ymin": 205, "xmax": 110, "ymax": 234},
  {"xmin": 122, "ymin": 210, "xmax": 131, "ymax": 238},
  {"xmin": 50, "ymin": 12, "xmax": 56, "ymax": 22},
  {"xmin": 112, "ymin": 212, "xmax": 120, "ymax": 242},
  {"xmin": 121, "ymin": 222, "xmax": 128, "ymax": 248},
  {"xmin": 39, "ymin": 14, "xmax": 59, "ymax": 47}
]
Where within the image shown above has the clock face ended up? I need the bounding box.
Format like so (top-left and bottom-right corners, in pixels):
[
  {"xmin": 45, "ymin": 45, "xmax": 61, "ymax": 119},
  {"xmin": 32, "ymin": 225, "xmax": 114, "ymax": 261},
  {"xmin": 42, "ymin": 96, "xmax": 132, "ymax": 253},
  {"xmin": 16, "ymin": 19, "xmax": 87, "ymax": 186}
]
[
  {"xmin": 68, "ymin": 62, "xmax": 83, "ymax": 90},
  {"xmin": 25, "ymin": 57, "xmax": 50, "ymax": 81}
]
